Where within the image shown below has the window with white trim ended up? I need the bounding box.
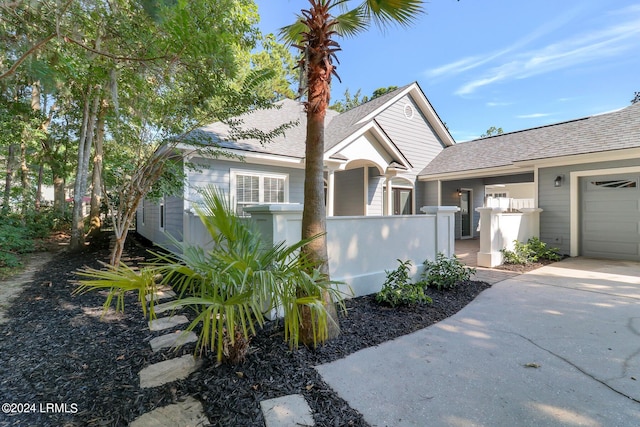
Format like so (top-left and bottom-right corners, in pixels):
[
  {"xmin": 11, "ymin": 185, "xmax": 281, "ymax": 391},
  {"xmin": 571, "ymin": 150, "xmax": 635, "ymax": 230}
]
[{"xmin": 231, "ymin": 170, "xmax": 288, "ymax": 216}]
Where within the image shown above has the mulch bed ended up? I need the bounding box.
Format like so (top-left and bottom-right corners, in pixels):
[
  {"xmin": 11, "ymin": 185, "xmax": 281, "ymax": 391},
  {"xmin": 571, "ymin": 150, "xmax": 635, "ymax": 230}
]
[{"xmin": 0, "ymin": 233, "xmax": 491, "ymax": 427}]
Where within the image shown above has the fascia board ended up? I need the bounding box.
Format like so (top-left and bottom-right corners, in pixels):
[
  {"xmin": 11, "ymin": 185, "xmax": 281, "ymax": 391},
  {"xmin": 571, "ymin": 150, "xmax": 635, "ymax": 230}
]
[
  {"xmin": 185, "ymin": 146, "xmax": 304, "ymax": 168},
  {"xmin": 418, "ymin": 165, "xmax": 534, "ymax": 181},
  {"xmin": 513, "ymin": 147, "xmax": 640, "ymax": 169},
  {"xmin": 324, "ymin": 122, "xmax": 412, "ymax": 170}
]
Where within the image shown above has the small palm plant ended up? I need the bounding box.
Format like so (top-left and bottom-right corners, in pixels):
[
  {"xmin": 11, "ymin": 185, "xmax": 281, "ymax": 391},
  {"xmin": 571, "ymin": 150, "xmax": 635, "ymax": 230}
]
[{"xmin": 75, "ymin": 186, "xmax": 346, "ymax": 363}]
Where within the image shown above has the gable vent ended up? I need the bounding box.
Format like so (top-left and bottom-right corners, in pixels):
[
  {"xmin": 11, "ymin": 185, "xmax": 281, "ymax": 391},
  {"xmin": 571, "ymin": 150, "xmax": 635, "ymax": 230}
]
[{"xmin": 404, "ymin": 104, "xmax": 414, "ymax": 119}]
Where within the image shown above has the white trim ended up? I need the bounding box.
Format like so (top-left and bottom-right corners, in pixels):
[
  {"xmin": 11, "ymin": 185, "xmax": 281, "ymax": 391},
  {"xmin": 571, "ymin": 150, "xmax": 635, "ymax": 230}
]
[
  {"xmin": 419, "ymin": 165, "xmax": 534, "ymax": 181},
  {"xmin": 364, "ymin": 166, "xmax": 369, "ymax": 215},
  {"xmin": 459, "ymin": 188, "xmax": 474, "ymax": 239},
  {"xmin": 514, "ymin": 148, "xmax": 640, "ymax": 169},
  {"xmin": 177, "ymin": 144, "xmax": 305, "ymax": 168},
  {"xmin": 230, "ymin": 169, "xmax": 290, "ymax": 215},
  {"xmin": 569, "ymin": 165, "xmax": 640, "ymax": 257},
  {"xmin": 324, "ymin": 121, "xmax": 412, "ymax": 171},
  {"xmin": 533, "ymin": 166, "xmax": 539, "ymax": 208}
]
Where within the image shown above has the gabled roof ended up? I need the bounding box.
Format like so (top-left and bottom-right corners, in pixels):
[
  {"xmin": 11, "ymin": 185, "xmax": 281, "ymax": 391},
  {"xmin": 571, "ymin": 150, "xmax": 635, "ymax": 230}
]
[
  {"xmin": 420, "ymin": 102, "xmax": 640, "ymax": 178},
  {"xmin": 191, "ymin": 82, "xmax": 453, "ymax": 163}
]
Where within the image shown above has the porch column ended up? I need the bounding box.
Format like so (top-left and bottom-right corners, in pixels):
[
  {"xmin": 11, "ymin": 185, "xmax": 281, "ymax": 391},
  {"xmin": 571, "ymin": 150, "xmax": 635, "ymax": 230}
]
[
  {"xmin": 420, "ymin": 206, "xmax": 459, "ymax": 257},
  {"xmin": 475, "ymin": 207, "xmax": 505, "ymax": 268},
  {"xmin": 326, "ymin": 168, "xmax": 335, "ymax": 217},
  {"xmin": 385, "ymin": 175, "xmax": 393, "ymax": 215}
]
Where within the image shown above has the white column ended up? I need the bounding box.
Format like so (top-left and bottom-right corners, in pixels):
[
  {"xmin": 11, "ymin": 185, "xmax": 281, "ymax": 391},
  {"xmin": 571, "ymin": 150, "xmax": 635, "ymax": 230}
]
[
  {"xmin": 385, "ymin": 176, "xmax": 393, "ymax": 215},
  {"xmin": 421, "ymin": 206, "xmax": 460, "ymax": 257},
  {"xmin": 475, "ymin": 207, "xmax": 505, "ymax": 267},
  {"xmin": 326, "ymin": 169, "xmax": 335, "ymax": 217}
]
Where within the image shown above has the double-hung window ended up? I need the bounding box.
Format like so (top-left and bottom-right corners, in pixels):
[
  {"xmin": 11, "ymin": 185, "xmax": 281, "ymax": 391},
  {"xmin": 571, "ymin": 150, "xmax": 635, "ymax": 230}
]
[{"xmin": 231, "ymin": 170, "xmax": 288, "ymax": 216}]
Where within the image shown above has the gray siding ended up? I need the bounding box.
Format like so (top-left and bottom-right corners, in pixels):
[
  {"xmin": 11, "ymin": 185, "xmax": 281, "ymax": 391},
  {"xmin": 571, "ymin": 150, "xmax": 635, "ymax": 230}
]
[
  {"xmin": 538, "ymin": 158, "xmax": 640, "ymax": 255},
  {"xmin": 375, "ymin": 94, "xmax": 446, "ymax": 186},
  {"xmin": 441, "ymin": 179, "xmax": 484, "ymax": 239},
  {"xmin": 187, "ymin": 158, "xmax": 305, "ymax": 206},
  {"xmin": 417, "ymin": 180, "xmax": 439, "ymax": 208},
  {"xmin": 136, "ymin": 195, "xmax": 184, "ymax": 250},
  {"xmin": 334, "ymin": 168, "xmax": 364, "ymax": 216}
]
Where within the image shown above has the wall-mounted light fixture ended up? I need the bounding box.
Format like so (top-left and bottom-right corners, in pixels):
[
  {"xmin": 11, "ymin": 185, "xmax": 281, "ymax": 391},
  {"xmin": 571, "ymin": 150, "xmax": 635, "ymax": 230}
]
[
  {"xmin": 554, "ymin": 175, "xmax": 564, "ymax": 188},
  {"xmin": 456, "ymin": 188, "xmax": 462, "ymax": 196}
]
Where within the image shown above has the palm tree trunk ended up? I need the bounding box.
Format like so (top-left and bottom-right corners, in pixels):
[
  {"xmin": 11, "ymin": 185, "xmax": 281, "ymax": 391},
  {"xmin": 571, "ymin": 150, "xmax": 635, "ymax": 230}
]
[{"xmin": 298, "ymin": 0, "xmax": 340, "ymax": 343}]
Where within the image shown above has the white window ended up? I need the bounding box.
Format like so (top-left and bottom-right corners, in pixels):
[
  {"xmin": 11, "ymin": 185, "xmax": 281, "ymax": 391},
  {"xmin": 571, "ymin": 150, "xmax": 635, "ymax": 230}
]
[{"xmin": 231, "ymin": 170, "xmax": 288, "ymax": 216}]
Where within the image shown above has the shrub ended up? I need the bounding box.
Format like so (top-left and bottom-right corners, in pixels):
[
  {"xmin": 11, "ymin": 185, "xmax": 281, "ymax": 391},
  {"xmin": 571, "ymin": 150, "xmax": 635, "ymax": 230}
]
[
  {"xmin": 419, "ymin": 252, "xmax": 476, "ymax": 291},
  {"xmin": 501, "ymin": 237, "xmax": 561, "ymax": 265},
  {"xmin": 75, "ymin": 186, "xmax": 347, "ymax": 364},
  {"xmin": 376, "ymin": 259, "xmax": 432, "ymax": 307}
]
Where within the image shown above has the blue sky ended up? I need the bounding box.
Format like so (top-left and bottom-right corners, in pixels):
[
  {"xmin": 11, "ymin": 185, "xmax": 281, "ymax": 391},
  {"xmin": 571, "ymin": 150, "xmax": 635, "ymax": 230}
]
[{"xmin": 254, "ymin": 0, "xmax": 640, "ymax": 141}]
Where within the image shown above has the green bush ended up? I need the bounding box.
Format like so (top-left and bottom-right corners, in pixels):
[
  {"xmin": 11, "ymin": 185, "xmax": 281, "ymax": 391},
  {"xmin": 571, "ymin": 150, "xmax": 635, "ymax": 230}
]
[
  {"xmin": 500, "ymin": 237, "xmax": 561, "ymax": 265},
  {"xmin": 76, "ymin": 186, "xmax": 347, "ymax": 364},
  {"xmin": 419, "ymin": 253, "xmax": 476, "ymax": 291},
  {"xmin": 376, "ymin": 259, "xmax": 432, "ymax": 307}
]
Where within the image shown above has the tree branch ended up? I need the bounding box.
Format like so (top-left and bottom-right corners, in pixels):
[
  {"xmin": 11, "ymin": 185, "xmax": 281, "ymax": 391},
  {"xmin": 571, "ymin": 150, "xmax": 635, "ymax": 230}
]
[
  {"xmin": 63, "ymin": 35, "xmax": 170, "ymax": 62},
  {"xmin": 0, "ymin": 33, "xmax": 55, "ymax": 80}
]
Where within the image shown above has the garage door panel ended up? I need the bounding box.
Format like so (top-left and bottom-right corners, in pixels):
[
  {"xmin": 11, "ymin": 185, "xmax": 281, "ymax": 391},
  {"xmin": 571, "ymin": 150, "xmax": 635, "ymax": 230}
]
[
  {"xmin": 585, "ymin": 200, "xmax": 639, "ymax": 212},
  {"xmin": 580, "ymin": 174, "xmax": 640, "ymax": 261},
  {"xmin": 583, "ymin": 221, "xmax": 639, "ymax": 234}
]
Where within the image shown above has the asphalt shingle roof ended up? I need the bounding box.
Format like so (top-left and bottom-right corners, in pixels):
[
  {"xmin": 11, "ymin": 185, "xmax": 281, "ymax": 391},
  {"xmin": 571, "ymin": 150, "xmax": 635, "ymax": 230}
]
[
  {"xmin": 420, "ymin": 102, "xmax": 640, "ymax": 177},
  {"xmin": 193, "ymin": 84, "xmax": 414, "ymax": 158}
]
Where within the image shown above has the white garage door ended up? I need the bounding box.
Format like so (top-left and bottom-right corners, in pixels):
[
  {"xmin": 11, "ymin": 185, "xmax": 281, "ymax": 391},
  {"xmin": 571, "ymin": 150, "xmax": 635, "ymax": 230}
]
[{"xmin": 580, "ymin": 174, "xmax": 640, "ymax": 260}]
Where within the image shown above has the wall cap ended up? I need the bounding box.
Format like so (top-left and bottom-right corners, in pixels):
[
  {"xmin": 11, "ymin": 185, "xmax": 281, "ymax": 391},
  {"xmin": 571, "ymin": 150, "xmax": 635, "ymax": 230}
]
[{"xmin": 420, "ymin": 206, "xmax": 460, "ymax": 214}]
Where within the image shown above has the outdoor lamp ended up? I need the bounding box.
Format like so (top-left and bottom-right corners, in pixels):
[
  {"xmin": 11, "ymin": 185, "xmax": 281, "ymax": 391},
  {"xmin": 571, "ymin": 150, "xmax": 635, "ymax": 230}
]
[{"xmin": 554, "ymin": 175, "xmax": 564, "ymax": 187}]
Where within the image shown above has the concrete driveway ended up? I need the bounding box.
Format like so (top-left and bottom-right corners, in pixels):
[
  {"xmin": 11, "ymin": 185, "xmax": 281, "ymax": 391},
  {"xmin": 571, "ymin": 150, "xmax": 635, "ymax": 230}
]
[{"xmin": 316, "ymin": 258, "xmax": 640, "ymax": 426}]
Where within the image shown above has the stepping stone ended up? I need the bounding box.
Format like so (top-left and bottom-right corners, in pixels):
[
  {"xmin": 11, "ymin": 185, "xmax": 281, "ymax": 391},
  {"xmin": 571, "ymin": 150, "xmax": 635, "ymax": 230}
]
[
  {"xmin": 149, "ymin": 315, "xmax": 190, "ymax": 331},
  {"xmin": 129, "ymin": 396, "xmax": 207, "ymax": 427},
  {"xmin": 153, "ymin": 301, "xmax": 177, "ymax": 314},
  {"xmin": 261, "ymin": 394, "xmax": 314, "ymax": 427},
  {"xmin": 149, "ymin": 331, "xmax": 198, "ymax": 352},
  {"xmin": 139, "ymin": 355, "xmax": 202, "ymax": 388},
  {"xmin": 146, "ymin": 288, "xmax": 177, "ymax": 302}
]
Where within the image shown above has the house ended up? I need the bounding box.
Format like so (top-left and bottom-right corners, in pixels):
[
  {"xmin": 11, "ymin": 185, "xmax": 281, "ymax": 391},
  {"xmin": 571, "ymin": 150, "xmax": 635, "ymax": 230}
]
[
  {"xmin": 136, "ymin": 82, "xmax": 455, "ymax": 249},
  {"xmin": 419, "ymin": 102, "xmax": 640, "ymax": 261},
  {"xmin": 137, "ymin": 81, "xmax": 640, "ymax": 264}
]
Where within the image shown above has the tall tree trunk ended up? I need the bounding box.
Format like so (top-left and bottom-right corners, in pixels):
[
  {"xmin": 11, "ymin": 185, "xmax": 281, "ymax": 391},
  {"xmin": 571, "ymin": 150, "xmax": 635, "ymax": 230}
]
[
  {"xmin": 70, "ymin": 89, "xmax": 99, "ymax": 251},
  {"xmin": 53, "ymin": 173, "xmax": 66, "ymax": 215},
  {"xmin": 298, "ymin": 0, "xmax": 340, "ymax": 343},
  {"xmin": 3, "ymin": 144, "xmax": 16, "ymax": 213},
  {"xmin": 20, "ymin": 138, "xmax": 30, "ymax": 220},
  {"xmin": 87, "ymin": 100, "xmax": 106, "ymax": 238},
  {"xmin": 35, "ymin": 164, "xmax": 43, "ymax": 212}
]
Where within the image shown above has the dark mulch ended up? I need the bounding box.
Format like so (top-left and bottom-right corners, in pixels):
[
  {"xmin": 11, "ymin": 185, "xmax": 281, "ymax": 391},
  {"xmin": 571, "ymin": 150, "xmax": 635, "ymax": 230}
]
[{"xmin": 0, "ymin": 233, "xmax": 491, "ymax": 427}]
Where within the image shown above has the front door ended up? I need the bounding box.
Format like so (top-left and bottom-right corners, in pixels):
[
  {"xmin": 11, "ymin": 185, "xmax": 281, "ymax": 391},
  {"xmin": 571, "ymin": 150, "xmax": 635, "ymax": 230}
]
[
  {"xmin": 393, "ymin": 188, "xmax": 412, "ymax": 215},
  {"xmin": 460, "ymin": 190, "xmax": 472, "ymax": 238}
]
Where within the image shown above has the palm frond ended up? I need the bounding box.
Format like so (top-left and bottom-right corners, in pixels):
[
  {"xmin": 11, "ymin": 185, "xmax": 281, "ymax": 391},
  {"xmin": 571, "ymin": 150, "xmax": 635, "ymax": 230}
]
[{"xmin": 363, "ymin": 0, "xmax": 425, "ymax": 29}]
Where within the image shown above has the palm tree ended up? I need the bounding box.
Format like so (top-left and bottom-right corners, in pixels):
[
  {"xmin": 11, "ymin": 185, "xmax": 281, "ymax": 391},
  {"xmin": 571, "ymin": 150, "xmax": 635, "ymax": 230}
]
[{"xmin": 281, "ymin": 0, "xmax": 424, "ymax": 343}]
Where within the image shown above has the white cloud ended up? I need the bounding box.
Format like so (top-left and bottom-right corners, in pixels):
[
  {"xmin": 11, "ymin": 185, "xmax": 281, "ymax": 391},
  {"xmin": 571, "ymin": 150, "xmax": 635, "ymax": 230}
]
[
  {"xmin": 486, "ymin": 101, "xmax": 512, "ymax": 107},
  {"xmin": 425, "ymin": 6, "xmax": 583, "ymax": 79},
  {"xmin": 516, "ymin": 113, "xmax": 552, "ymax": 119},
  {"xmin": 452, "ymin": 8, "xmax": 640, "ymax": 95}
]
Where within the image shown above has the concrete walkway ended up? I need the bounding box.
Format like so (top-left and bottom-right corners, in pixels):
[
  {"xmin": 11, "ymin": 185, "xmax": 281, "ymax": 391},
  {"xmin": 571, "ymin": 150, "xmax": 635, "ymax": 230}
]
[
  {"xmin": 454, "ymin": 238, "xmax": 521, "ymax": 285},
  {"xmin": 316, "ymin": 257, "xmax": 640, "ymax": 427}
]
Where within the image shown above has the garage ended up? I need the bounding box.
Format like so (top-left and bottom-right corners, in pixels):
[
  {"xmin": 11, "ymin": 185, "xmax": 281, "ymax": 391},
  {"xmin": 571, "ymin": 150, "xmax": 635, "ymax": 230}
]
[{"xmin": 580, "ymin": 174, "xmax": 640, "ymax": 260}]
